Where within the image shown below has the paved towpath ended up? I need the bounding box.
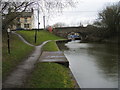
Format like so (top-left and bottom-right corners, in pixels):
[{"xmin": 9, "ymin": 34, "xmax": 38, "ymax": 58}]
[
  {"xmin": 3, "ymin": 31, "xmax": 51, "ymax": 88},
  {"xmin": 39, "ymin": 51, "xmax": 69, "ymax": 67}
]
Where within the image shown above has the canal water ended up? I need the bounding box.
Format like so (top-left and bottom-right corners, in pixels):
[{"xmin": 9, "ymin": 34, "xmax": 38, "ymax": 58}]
[{"xmin": 57, "ymin": 40, "xmax": 118, "ymax": 88}]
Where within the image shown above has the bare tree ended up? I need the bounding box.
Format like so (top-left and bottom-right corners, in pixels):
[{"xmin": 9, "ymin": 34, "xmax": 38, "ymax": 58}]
[
  {"xmin": 36, "ymin": 0, "xmax": 76, "ymax": 27},
  {"xmin": 1, "ymin": 1, "xmax": 34, "ymax": 32},
  {"xmin": 1, "ymin": 0, "xmax": 76, "ymax": 32}
]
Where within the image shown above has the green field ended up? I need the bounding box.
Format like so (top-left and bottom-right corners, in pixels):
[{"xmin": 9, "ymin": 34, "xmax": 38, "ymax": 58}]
[
  {"xmin": 17, "ymin": 30, "xmax": 64, "ymax": 45},
  {"xmin": 2, "ymin": 33, "xmax": 34, "ymax": 79}
]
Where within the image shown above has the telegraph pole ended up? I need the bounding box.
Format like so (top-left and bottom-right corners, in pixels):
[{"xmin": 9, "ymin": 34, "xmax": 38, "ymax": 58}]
[
  {"xmin": 35, "ymin": 8, "xmax": 39, "ymax": 43},
  {"xmin": 38, "ymin": 9, "xmax": 40, "ymax": 29},
  {"xmin": 43, "ymin": 16, "xmax": 45, "ymax": 30}
]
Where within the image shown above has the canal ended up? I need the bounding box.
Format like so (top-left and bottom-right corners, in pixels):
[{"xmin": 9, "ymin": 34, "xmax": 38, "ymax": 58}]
[{"xmin": 57, "ymin": 40, "xmax": 118, "ymax": 88}]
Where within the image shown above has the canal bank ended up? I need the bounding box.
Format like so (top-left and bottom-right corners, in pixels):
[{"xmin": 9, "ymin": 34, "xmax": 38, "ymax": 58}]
[
  {"xmin": 3, "ymin": 31, "xmax": 80, "ymax": 88},
  {"xmin": 15, "ymin": 31, "xmax": 79, "ymax": 88},
  {"xmin": 56, "ymin": 40, "xmax": 118, "ymax": 88},
  {"xmin": 55, "ymin": 40, "xmax": 80, "ymax": 88},
  {"xmin": 41, "ymin": 40, "xmax": 80, "ymax": 88},
  {"xmin": 24, "ymin": 40, "xmax": 80, "ymax": 88},
  {"xmin": 38, "ymin": 51, "xmax": 80, "ymax": 88}
]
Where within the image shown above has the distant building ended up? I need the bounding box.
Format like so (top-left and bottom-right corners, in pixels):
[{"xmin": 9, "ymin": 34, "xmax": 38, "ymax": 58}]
[
  {"xmin": 47, "ymin": 26, "xmax": 53, "ymax": 32},
  {"xmin": 12, "ymin": 9, "xmax": 34, "ymax": 30}
]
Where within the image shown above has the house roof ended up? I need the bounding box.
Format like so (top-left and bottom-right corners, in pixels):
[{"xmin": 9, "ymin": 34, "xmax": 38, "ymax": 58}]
[{"xmin": 17, "ymin": 12, "xmax": 33, "ymax": 17}]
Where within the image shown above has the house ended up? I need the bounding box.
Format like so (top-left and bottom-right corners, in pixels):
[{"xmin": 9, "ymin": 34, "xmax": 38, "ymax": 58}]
[{"xmin": 12, "ymin": 9, "xmax": 34, "ymax": 30}]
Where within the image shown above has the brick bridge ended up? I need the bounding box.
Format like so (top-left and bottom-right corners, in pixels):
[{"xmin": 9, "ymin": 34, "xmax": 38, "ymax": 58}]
[{"xmin": 53, "ymin": 26, "xmax": 98, "ymax": 41}]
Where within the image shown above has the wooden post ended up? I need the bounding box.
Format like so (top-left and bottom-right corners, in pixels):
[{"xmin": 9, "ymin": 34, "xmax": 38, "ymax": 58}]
[{"xmin": 7, "ymin": 28, "xmax": 10, "ymax": 54}]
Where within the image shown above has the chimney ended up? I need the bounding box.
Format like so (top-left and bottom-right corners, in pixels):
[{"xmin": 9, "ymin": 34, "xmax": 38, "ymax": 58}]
[{"xmin": 31, "ymin": 8, "xmax": 34, "ymax": 13}]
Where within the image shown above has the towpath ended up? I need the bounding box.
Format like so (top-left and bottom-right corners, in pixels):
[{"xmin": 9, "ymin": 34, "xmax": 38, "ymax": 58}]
[{"xmin": 3, "ymin": 31, "xmax": 51, "ymax": 88}]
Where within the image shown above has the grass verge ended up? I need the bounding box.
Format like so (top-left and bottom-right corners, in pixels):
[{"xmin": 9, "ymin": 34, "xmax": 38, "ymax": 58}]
[
  {"xmin": 17, "ymin": 30, "xmax": 64, "ymax": 45},
  {"xmin": 26, "ymin": 63, "xmax": 74, "ymax": 88},
  {"xmin": 42, "ymin": 41, "xmax": 59, "ymax": 51},
  {"xmin": 13, "ymin": 30, "xmax": 74, "ymax": 88},
  {"xmin": 2, "ymin": 33, "xmax": 34, "ymax": 79},
  {"xmin": 25, "ymin": 39, "xmax": 75, "ymax": 88}
]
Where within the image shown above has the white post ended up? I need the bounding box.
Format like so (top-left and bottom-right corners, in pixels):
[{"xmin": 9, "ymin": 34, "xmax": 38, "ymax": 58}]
[{"xmin": 7, "ymin": 28, "xmax": 10, "ymax": 33}]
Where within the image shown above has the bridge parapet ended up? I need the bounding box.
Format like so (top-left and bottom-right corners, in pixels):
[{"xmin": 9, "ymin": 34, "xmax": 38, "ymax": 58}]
[
  {"xmin": 53, "ymin": 26, "xmax": 104, "ymax": 42},
  {"xmin": 53, "ymin": 26, "xmax": 89, "ymax": 41}
]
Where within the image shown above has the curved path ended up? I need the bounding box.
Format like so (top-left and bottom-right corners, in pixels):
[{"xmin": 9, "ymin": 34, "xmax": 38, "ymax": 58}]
[
  {"xmin": 3, "ymin": 31, "xmax": 51, "ymax": 88},
  {"xmin": 12, "ymin": 32, "xmax": 35, "ymax": 47}
]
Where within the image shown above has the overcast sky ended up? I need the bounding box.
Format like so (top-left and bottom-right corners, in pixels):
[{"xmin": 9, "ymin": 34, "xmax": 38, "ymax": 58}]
[{"xmin": 34, "ymin": 0, "xmax": 119, "ymax": 28}]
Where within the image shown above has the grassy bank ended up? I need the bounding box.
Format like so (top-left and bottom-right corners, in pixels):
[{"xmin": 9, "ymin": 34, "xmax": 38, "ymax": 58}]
[
  {"xmin": 2, "ymin": 33, "xmax": 34, "ymax": 79},
  {"xmin": 26, "ymin": 63, "xmax": 74, "ymax": 88},
  {"xmin": 42, "ymin": 41, "xmax": 59, "ymax": 51},
  {"xmin": 21, "ymin": 31, "xmax": 75, "ymax": 88},
  {"xmin": 3, "ymin": 31, "xmax": 74, "ymax": 88},
  {"xmin": 26, "ymin": 41, "xmax": 75, "ymax": 88},
  {"xmin": 17, "ymin": 30, "xmax": 64, "ymax": 45}
]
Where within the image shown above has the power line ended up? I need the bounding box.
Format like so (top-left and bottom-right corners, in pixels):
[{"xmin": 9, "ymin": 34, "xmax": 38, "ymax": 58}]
[{"xmin": 62, "ymin": 11, "xmax": 98, "ymax": 12}]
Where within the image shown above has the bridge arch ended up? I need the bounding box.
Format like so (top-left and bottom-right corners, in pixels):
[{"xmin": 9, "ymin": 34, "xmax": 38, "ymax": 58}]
[
  {"xmin": 77, "ymin": 32, "xmax": 88, "ymax": 41},
  {"xmin": 53, "ymin": 27, "xmax": 88, "ymax": 41}
]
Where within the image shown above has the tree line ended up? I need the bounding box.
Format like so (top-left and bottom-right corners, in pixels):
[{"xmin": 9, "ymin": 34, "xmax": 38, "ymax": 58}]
[{"xmin": 94, "ymin": 1, "xmax": 120, "ymax": 37}]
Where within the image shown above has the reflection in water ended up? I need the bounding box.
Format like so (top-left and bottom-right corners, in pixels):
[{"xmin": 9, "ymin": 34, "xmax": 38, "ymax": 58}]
[{"xmin": 57, "ymin": 40, "xmax": 118, "ymax": 88}]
